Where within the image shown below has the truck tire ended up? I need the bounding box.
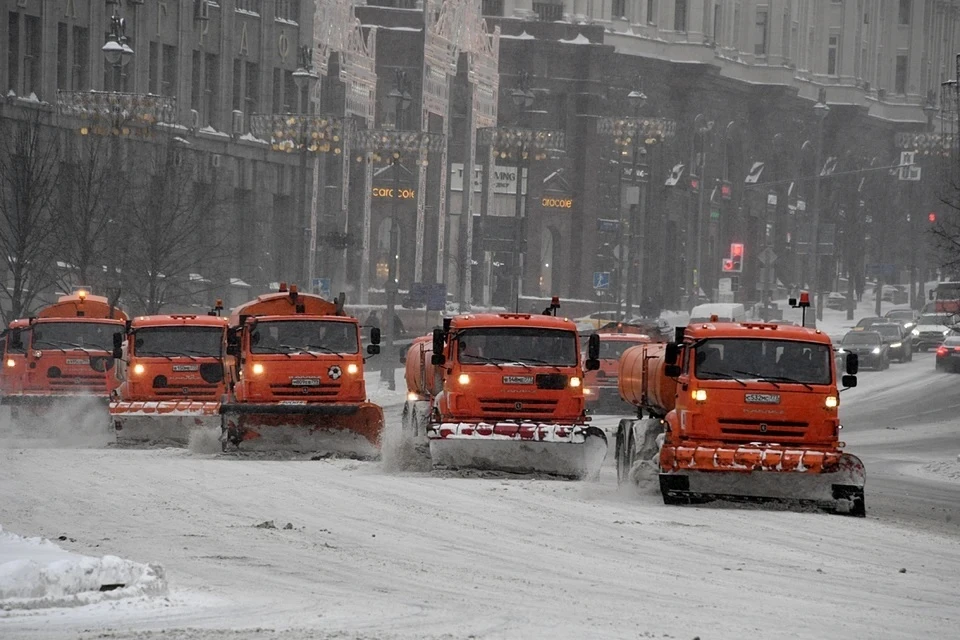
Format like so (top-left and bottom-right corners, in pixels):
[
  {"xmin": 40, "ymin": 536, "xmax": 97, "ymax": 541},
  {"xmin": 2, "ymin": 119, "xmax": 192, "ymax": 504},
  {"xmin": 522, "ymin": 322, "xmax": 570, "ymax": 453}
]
[{"xmin": 615, "ymin": 419, "xmax": 636, "ymax": 486}]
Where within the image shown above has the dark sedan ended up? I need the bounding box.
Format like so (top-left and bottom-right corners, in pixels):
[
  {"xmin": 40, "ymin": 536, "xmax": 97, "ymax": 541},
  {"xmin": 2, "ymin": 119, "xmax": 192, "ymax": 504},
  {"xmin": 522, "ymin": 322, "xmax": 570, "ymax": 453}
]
[
  {"xmin": 935, "ymin": 336, "xmax": 960, "ymax": 372},
  {"xmin": 870, "ymin": 322, "xmax": 912, "ymax": 362},
  {"xmin": 838, "ymin": 330, "xmax": 890, "ymax": 370}
]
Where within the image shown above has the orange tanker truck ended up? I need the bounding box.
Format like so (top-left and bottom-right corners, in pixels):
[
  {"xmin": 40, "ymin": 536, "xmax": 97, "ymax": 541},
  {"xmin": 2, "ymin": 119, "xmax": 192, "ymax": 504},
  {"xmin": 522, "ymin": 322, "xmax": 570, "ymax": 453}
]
[
  {"xmin": 398, "ymin": 298, "xmax": 606, "ymax": 478},
  {"xmin": 110, "ymin": 304, "xmax": 229, "ymax": 446},
  {"xmin": 219, "ymin": 283, "xmax": 383, "ymax": 456},
  {"xmin": 0, "ymin": 290, "xmax": 128, "ymax": 435},
  {"xmin": 583, "ymin": 327, "xmax": 652, "ymax": 414},
  {"xmin": 614, "ymin": 312, "xmax": 865, "ymax": 515}
]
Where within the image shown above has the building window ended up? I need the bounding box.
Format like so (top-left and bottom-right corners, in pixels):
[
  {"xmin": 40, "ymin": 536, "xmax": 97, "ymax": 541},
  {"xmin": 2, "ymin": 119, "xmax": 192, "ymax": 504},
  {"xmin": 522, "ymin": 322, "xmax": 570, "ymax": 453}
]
[
  {"xmin": 481, "ymin": 0, "xmax": 503, "ymax": 16},
  {"xmin": 191, "ymin": 51, "xmax": 202, "ymax": 114},
  {"xmin": 24, "ymin": 15, "xmax": 41, "ymax": 97},
  {"xmin": 533, "ymin": 1, "xmax": 563, "ymax": 21},
  {"xmin": 283, "ymin": 70, "xmax": 296, "ymax": 113},
  {"xmin": 232, "ymin": 59, "xmax": 243, "ymax": 111},
  {"xmin": 8, "ymin": 13, "xmax": 18, "ymax": 94},
  {"xmin": 733, "ymin": 5, "xmax": 741, "ymax": 47},
  {"xmin": 612, "ymin": 0, "xmax": 626, "ymax": 19},
  {"xmin": 57, "ymin": 23, "xmax": 69, "ymax": 91},
  {"xmin": 712, "ymin": 4, "xmax": 722, "ymax": 43},
  {"xmin": 895, "ymin": 54, "xmax": 908, "ymax": 94},
  {"xmin": 272, "ymin": 68, "xmax": 282, "ymax": 113},
  {"xmin": 827, "ymin": 34, "xmax": 840, "ymax": 75},
  {"xmin": 674, "ymin": 0, "xmax": 687, "ymax": 32},
  {"xmin": 647, "ymin": 0, "xmax": 656, "ymax": 24},
  {"xmin": 161, "ymin": 45, "xmax": 177, "ymax": 96},
  {"xmin": 235, "ymin": 0, "xmax": 261, "ymax": 14},
  {"xmin": 898, "ymin": 0, "xmax": 911, "ymax": 26},
  {"xmin": 72, "ymin": 26, "xmax": 88, "ymax": 90},
  {"xmin": 275, "ymin": 0, "xmax": 300, "ymax": 22},
  {"xmin": 754, "ymin": 8, "xmax": 768, "ymax": 56},
  {"xmin": 244, "ymin": 62, "xmax": 260, "ymax": 119},
  {"xmin": 204, "ymin": 53, "xmax": 220, "ymax": 128},
  {"xmin": 149, "ymin": 41, "xmax": 160, "ymax": 94}
]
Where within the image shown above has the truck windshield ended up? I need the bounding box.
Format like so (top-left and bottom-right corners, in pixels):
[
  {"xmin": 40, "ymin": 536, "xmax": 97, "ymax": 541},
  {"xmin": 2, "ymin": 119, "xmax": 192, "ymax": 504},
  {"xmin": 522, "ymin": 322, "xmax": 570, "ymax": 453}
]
[
  {"xmin": 135, "ymin": 326, "xmax": 223, "ymax": 358},
  {"xmin": 598, "ymin": 340, "xmax": 641, "ymax": 360},
  {"xmin": 457, "ymin": 327, "xmax": 578, "ymax": 367},
  {"xmin": 694, "ymin": 338, "xmax": 831, "ymax": 385},
  {"xmin": 250, "ymin": 320, "xmax": 358, "ymax": 354},
  {"xmin": 31, "ymin": 322, "xmax": 118, "ymax": 352}
]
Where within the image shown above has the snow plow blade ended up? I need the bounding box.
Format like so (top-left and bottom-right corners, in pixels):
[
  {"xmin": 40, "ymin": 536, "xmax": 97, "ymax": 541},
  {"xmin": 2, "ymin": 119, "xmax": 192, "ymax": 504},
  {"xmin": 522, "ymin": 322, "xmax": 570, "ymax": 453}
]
[
  {"xmin": 111, "ymin": 401, "xmax": 221, "ymax": 447},
  {"xmin": 0, "ymin": 395, "xmax": 113, "ymax": 446},
  {"xmin": 659, "ymin": 447, "xmax": 866, "ymax": 516},
  {"xmin": 427, "ymin": 422, "xmax": 608, "ymax": 479},
  {"xmin": 219, "ymin": 402, "xmax": 383, "ymax": 458}
]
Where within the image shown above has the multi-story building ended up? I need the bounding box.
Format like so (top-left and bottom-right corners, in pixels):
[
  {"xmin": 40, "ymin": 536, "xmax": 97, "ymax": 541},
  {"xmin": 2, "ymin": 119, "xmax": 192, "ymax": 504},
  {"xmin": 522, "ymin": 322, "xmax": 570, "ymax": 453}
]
[{"xmin": 1, "ymin": 0, "xmax": 955, "ymax": 316}]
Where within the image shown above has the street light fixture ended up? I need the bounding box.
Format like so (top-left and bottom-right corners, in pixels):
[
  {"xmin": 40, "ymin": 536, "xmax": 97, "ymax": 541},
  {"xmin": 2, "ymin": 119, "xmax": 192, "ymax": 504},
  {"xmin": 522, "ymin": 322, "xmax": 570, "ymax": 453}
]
[
  {"xmin": 809, "ymin": 89, "xmax": 830, "ymax": 321},
  {"xmin": 101, "ymin": 8, "xmax": 133, "ymax": 90},
  {"xmin": 623, "ymin": 80, "xmax": 648, "ymax": 320}
]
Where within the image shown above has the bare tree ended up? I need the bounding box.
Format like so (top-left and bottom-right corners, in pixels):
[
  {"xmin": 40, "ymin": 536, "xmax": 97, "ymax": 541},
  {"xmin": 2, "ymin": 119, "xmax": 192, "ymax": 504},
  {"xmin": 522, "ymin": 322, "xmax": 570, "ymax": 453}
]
[
  {"xmin": 54, "ymin": 132, "xmax": 129, "ymax": 295},
  {"xmin": 120, "ymin": 134, "xmax": 229, "ymax": 314},
  {"xmin": 0, "ymin": 112, "xmax": 62, "ymax": 322}
]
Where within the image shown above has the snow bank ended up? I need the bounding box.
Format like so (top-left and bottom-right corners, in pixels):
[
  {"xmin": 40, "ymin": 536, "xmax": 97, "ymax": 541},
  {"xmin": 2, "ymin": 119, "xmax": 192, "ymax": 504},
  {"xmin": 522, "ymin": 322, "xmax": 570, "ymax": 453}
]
[{"xmin": 0, "ymin": 526, "xmax": 166, "ymax": 611}]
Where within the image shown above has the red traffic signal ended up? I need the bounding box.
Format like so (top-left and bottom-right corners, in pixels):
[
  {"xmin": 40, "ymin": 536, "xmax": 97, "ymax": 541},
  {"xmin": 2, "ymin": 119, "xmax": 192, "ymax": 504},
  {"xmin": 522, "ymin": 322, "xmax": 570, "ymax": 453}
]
[
  {"xmin": 929, "ymin": 212, "xmax": 937, "ymax": 223},
  {"xmin": 720, "ymin": 182, "xmax": 733, "ymax": 200},
  {"xmin": 722, "ymin": 258, "xmax": 735, "ymax": 272},
  {"xmin": 690, "ymin": 176, "xmax": 700, "ymax": 192},
  {"xmin": 731, "ymin": 243, "xmax": 744, "ymax": 257}
]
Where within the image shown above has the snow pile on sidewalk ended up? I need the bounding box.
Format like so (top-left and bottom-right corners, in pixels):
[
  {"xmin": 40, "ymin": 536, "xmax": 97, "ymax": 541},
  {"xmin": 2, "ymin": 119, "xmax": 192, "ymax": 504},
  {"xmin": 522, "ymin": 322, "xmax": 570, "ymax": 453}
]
[
  {"xmin": 920, "ymin": 459, "xmax": 960, "ymax": 483},
  {"xmin": 0, "ymin": 525, "xmax": 166, "ymax": 611}
]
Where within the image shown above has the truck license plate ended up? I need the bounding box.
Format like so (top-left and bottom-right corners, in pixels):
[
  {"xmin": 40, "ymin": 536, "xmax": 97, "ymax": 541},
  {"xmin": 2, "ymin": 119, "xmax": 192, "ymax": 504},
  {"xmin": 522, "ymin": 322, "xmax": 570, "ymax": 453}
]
[
  {"xmin": 503, "ymin": 376, "xmax": 534, "ymax": 385},
  {"xmin": 291, "ymin": 377, "xmax": 320, "ymax": 387},
  {"xmin": 744, "ymin": 393, "xmax": 780, "ymax": 404},
  {"xmin": 279, "ymin": 400, "xmax": 308, "ymax": 405},
  {"xmin": 66, "ymin": 358, "xmax": 89, "ymax": 365}
]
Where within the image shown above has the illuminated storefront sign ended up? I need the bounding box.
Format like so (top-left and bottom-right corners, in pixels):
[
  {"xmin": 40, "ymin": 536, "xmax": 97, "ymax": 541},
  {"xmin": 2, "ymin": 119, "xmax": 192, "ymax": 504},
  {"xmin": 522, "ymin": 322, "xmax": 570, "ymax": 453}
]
[
  {"xmin": 372, "ymin": 187, "xmax": 416, "ymax": 199},
  {"xmin": 541, "ymin": 196, "xmax": 573, "ymax": 209}
]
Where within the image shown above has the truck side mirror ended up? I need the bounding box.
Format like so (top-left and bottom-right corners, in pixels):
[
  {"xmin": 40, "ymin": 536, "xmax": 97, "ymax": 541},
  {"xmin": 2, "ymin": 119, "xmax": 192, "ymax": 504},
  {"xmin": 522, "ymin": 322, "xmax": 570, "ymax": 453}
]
[
  {"xmin": 370, "ymin": 327, "xmax": 381, "ymax": 345},
  {"xmin": 665, "ymin": 342, "xmax": 679, "ymax": 365},
  {"xmin": 665, "ymin": 364, "xmax": 682, "ymax": 377},
  {"xmin": 841, "ymin": 374, "xmax": 857, "ymax": 388},
  {"xmin": 584, "ymin": 333, "xmax": 600, "ymax": 371},
  {"xmin": 674, "ymin": 327, "xmax": 685, "ymax": 343},
  {"xmin": 366, "ymin": 343, "xmax": 380, "ymax": 355},
  {"xmin": 431, "ymin": 328, "xmax": 446, "ymax": 366},
  {"xmin": 846, "ymin": 352, "xmax": 859, "ymax": 375},
  {"xmin": 226, "ymin": 328, "xmax": 241, "ymax": 358},
  {"xmin": 112, "ymin": 332, "xmax": 124, "ymax": 360}
]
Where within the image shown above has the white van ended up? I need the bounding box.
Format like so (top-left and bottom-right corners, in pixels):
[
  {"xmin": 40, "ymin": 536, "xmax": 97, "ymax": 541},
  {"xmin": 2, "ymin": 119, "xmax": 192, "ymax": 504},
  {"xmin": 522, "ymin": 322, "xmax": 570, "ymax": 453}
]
[{"xmin": 689, "ymin": 303, "xmax": 746, "ymax": 324}]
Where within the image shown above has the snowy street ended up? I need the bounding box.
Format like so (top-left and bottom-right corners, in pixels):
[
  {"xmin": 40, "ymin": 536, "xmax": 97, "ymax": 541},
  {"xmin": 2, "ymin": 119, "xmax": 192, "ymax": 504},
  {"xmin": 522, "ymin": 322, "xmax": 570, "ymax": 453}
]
[{"xmin": 1, "ymin": 356, "xmax": 959, "ymax": 639}]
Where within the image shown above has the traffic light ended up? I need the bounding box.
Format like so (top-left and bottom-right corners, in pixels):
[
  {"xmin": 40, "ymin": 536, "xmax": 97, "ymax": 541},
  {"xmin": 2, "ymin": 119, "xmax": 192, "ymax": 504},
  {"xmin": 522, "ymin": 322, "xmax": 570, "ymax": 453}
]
[
  {"xmin": 929, "ymin": 212, "xmax": 937, "ymax": 223},
  {"xmin": 722, "ymin": 258, "xmax": 735, "ymax": 272},
  {"xmin": 689, "ymin": 175, "xmax": 700, "ymax": 193},
  {"xmin": 730, "ymin": 243, "xmax": 744, "ymax": 272},
  {"xmin": 720, "ymin": 181, "xmax": 733, "ymax": 200}
]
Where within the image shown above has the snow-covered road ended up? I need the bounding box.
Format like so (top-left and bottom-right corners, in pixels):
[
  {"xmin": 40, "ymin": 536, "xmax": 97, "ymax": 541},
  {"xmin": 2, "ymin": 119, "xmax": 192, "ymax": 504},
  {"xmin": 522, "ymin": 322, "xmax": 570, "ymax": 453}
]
[{"xmin": 1, "ymin": 362, "xmax": 958, "ymax": 639}]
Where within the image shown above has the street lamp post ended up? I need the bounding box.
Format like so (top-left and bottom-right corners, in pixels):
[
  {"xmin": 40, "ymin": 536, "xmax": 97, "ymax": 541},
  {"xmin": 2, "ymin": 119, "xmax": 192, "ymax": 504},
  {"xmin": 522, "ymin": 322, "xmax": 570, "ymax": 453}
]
[
  {"xmin": 292, "ymin": 48, "xmax": 320, "ymax": 286},
  {"xmin": 381, "ymin": 70, "xmax": 412, "ymax": 390},
  {"xmin": 623, "ymin": 86, "xmax": 647, "ymax": 319},
  {"xmin": 809, "ymin": 91, "xmax": 830, "ymax": 321},
  {"xmin": 692, "ymin": 114, "xmax": 713, "ymax": 308},
  {"xmin": 510, "ymin": 74, "xmax": 535, "ymax": 311},
  {"xmin": 101, "ymin": 5, "xmax": 133, "ymax": 91}
]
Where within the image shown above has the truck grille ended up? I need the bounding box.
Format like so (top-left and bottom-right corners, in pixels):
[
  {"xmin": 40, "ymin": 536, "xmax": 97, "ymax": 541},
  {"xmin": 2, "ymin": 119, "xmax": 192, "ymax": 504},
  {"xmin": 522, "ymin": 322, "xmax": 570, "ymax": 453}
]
[
  {"xmin": 269, "ymin": 382, "xmax": 341, "ymax": 400},
  {"xmin": 153, "ymin": 384, "xmax": 219, "ymax": 399},
  {"xmin": 478, "ymin": 397, "xmax": 558, "ymax": 418},
  {"xmin": 718, "ymin": 418, "xmax": 808, "ymax": 441},
  {"xmin": 48, "ymin": 374, "xmax": 106, "ymax": 393}
]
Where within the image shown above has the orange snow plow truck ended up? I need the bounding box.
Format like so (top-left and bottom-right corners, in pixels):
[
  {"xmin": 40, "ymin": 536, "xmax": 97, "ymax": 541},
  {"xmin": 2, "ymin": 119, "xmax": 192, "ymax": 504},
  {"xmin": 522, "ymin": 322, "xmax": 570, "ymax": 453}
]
[
  {"xmin": 614, "ymin": 316, "xmax": 865, "ymax": 515},
  {"xmin": 0, "ymin": 290, "xmax": 128, "ymax": 433},
  {"xmin": 399, "ymin": 299, "xmax": 607, "ymax": 478},
  {"xmin": 219, "ymin": 284, "xmax": 384, "ymax": 456},
  {"xmin": 110, "ymin": 305, "xmax": 229, "ymax": 446}
]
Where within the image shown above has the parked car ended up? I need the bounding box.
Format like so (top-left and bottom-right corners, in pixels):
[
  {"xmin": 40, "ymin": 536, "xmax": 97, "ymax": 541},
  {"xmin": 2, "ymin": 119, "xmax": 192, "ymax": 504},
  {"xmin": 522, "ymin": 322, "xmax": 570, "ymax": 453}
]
[
  {"xmin": 881, "ymin": 285, "xmax": 909, "ymax": 304},
  {"xmin": 911, "ymin": 313, "xmax": 960, "ymax": 351},
  {"xmin": 935, "ymin": 336, "xmax": 960, "ymax": 372},
  {"xmin": 884, "ymin": 308, "xmax": 920, "ymax": 332},
  {"xmin": 855, "ymin": 316, "xmax": 887, "ymax": 329},
  {"xmin": 869, "ymin": 322, "xmax": 913, "ymax": 362},
  {"xmin": 838, "ymin": 330, "xmax": 890, "ymax": 370},
  {"xmin": 825, "ymin": 292, "xmax": 848, "ymax": 311}
]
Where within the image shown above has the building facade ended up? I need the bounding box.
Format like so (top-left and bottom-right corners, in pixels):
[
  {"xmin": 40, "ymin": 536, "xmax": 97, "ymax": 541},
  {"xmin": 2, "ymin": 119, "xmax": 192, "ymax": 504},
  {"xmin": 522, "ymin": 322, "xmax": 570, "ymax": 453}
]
[{"xmin": 1, "ymin": 0, "xmax": 956, "ymax": 315}]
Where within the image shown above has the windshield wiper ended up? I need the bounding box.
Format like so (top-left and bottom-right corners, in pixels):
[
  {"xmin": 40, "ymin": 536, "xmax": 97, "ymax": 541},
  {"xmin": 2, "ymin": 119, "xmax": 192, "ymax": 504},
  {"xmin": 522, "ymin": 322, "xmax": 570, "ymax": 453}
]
[
  {"xmin": 254, "ymin": 345, "xmax": 293, "ymax": 358},
  {"xmin": 732, "ymin": 370, "xmax": 780, "ymax": 388},
  {"xmin": 702, "ymin": 370, "xmax": 747, "ymax": 386},
  {"xmin": 34, "ymin": 339, "xmax": 104, "ymax": 354},
  {"xmin": 461, "ymin": 354, "xmax": 505, "ymax": 368},
  {"xmin": 752, "ymin": 373, "xmax": 814, "ymax": 391},
  {"xmin": 510, "ymin": 357, "xmax": 568, "ymax": 370},
  {"xmin": 279, "ymin": 344, "xmax": 321, "ymax": 358},
  {"xmin": 305, "ymin": 344, "xmax": 346, "ymax": 359}
]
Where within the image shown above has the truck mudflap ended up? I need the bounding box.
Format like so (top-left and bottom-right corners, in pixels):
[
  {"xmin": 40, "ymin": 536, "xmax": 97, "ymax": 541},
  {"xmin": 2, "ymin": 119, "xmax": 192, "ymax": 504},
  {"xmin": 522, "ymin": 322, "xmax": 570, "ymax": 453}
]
[
  {"xmin": 219, "ymin": 401, "xmax": 384, "ymax": 458},
  {"xmin": 427, "ymin": 422, "xmax": 608, "ymax": 479},
  {"xmin": 111, "ymin": 401, "xmax": 221, "ymax": 447},
  {"xmin": 0, "ymin": 394, "xmax": 113, "ymax": 447},
  {"xmin": 659, "ymin": 448, "xmax": 866, "ymax": 516}
]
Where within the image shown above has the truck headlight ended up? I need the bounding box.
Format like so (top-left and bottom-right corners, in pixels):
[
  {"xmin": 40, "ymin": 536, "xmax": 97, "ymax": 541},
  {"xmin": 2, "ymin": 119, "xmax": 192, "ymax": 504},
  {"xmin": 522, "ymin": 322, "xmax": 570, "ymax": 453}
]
[
  {"xmin": 569, "ymin": 376, "xmax": 581, "ymax": 388},
  {"xmin": 5, "ymin": 358, "xmax": 15, "ymax": 368},
  {"xmin": 691, "ymin": 389, "xmax": 707, "ymax": 402},
  {"xmin": 347, "ymin": 363, "xmax": 359, "ymax": 375},
  {"xmin": 458, "ymin": 373, "xmax": 470, "ymax": 385},
  {"xmin": 825, "ymin": 396, "xmax": 838, "ymax": 408},
  {"xmin": 252, "ymin": 363, "xmax": 265, "ymax": 375},
  {"xmin": 133, "ymin": 363, "xmax": 145, "ymax": 375}
]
